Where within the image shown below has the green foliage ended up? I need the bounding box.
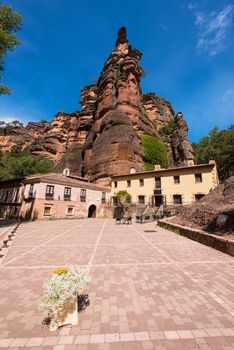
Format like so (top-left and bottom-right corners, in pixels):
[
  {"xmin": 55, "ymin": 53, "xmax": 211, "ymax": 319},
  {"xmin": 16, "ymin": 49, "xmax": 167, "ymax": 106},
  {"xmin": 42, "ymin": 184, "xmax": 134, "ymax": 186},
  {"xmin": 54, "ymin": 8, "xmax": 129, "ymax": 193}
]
[
  {"xmin": 115, "ymin": 190, "xmax": 131, "ymax": 206},
  {"xmin": 159, "ymin": 119, "xmax": 176, "ymax": 135},
  {"xmin": 0, "ymin": 3, "xmax": 22, "ymax": 94},
  {"xmin": 141, "ymin": 134, "xmax": 169, "ymax": 170},
  {"xmin": 0, "ymin": 146, "xmax": 55, "ymax": 181},
  {"xmin": 192, "ymin": 125, "xmax": 234, "ymax": 180},
  {"xmin": 114, "ymin": 68, "xmax": 127, "ymax": 85}
]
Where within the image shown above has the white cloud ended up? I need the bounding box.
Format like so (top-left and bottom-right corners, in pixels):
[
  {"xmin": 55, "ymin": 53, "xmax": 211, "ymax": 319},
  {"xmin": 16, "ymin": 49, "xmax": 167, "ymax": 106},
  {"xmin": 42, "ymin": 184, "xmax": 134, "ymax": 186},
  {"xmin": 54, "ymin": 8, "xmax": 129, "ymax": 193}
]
[
  {"xmin": 189, "ymin": 4, "xmax": 233, "ymax": 56},
  {"xmin": 0, "ymin": 116, "xmax": 22, "ymax": 124},
  {"xmin": 212, "ymin": 88, "xmax": 234, "ymax": 103}
]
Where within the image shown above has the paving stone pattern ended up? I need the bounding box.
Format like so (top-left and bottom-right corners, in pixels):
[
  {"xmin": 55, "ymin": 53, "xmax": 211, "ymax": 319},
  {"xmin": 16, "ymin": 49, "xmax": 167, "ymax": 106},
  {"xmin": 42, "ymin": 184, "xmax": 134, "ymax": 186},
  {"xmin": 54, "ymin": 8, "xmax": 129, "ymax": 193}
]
[{"xmin": 0, "ymin": 218, "xmax": 233, "ymax": 349}]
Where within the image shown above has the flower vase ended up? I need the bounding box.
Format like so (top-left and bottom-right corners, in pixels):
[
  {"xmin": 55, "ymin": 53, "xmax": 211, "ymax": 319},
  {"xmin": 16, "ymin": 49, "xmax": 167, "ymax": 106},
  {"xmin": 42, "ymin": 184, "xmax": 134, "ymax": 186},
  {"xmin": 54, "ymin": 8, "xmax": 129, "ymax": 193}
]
[{"xmin": 50, "ymin": 296, "xmax": 78, "ymax": 331}]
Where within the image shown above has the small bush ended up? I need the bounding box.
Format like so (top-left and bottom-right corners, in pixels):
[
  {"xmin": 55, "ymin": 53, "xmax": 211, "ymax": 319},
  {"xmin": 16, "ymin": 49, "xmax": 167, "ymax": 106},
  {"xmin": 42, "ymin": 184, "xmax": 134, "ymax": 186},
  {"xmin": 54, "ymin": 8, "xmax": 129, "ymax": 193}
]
[{"xmin": 0, "ymin": 146, "xmax": 55, "ymax": 181}]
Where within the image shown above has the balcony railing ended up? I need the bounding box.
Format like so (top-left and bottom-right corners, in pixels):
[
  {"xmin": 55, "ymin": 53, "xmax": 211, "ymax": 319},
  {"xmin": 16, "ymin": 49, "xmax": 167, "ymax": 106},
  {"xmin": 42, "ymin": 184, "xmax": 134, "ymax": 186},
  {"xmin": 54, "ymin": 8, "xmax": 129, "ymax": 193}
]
[
  {"xmin": 45, "ymin": 193, "xmax": 54, "ymax": 200},
  {"xmin": 154, "ymin": 189, "xmax": 162, "ymax": 195},
  {"xmin": 64, "ymin": 195, "xmax": 71, "ymax": 201}
]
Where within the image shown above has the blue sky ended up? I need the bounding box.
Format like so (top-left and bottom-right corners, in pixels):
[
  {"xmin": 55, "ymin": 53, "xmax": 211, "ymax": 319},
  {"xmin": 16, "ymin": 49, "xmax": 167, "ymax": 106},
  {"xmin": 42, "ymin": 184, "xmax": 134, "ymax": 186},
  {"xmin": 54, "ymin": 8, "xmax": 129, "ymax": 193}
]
[{"xmin": 0, "ymin": 0, "xmax": 233, "ymax": 142}]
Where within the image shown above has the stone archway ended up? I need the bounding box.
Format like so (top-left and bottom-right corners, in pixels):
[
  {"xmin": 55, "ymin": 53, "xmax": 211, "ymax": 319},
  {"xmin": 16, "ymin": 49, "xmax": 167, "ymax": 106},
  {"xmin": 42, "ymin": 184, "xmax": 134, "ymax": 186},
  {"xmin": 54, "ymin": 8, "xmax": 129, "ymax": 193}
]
[{"xmin": 88, "ymin": 205, "xmax": 96, "ymax": 218}]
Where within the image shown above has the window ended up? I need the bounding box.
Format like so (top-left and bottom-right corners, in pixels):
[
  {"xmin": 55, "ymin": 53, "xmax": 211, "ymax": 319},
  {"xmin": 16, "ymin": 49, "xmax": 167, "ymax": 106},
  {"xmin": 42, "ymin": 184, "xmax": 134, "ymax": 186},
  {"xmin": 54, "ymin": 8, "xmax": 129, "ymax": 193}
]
[
  {"xmin": 44, "ymin": 206, "xmax": 51, "ymax": 215},
  {"xmin": 138, "ymin": 195, "xmax": 145, "ymax": 204},
  {"xmin": 28, "ymin": 184, "xmax": 34, "ymax": 198},
  {"xmin": 126, "ymin": 196, "xmax": 131, "ymax": 204},
  {"xmin": 5, "ymin": 190, "xmax": 8, "ymax": 202},
  {"xmin": 155, "ymin": 177, "xmax": 161, "ymax": 189},
  {"xmin": 127, "ymin": 180, "xmax": 131, "ymax": 187},
  {"xmin": 113, "ymin": 196, "xmax": 118, "ymax": 206},
  {"xmin": 66, "ymin": 206, "xmax": 74, "ymax": 215},
  {"xmin": 46, "ymin": 185, "xmax": 54, "ymax": 199},
  {"xmin": 139, "ymin": 179, "xmax": 144, "ymax": 187},
  {"xmin": 173, "ymin": 195, "xmax": 182, "ymax": 205},
  {"xmin": 195, "ymin": 174, "xmax": 202, "ymax": 183},
  {"xmin": 101, "ymin": 192, "xmax": 106, "ymax": 203},
  {"xmin": 80, "ymin": 189, "xmax": 86, "ymax": 202},
  {"xmin": 174, "ymin": 176, "xmax": 180, "ymax": 184},
  {"xmin": 114, "ymin": 181, "xmax": 117, "ymax": 188},
  {"xmin": 14, "ymin": 188, "xmax": 20, "ymax": 202},
  {"xmin": 195, "ymin": 194, "xmax": 204, "ymax": 202},
  {"xmin": 64, "ymin": 187, "xmax": 71, "ymax": 200}
]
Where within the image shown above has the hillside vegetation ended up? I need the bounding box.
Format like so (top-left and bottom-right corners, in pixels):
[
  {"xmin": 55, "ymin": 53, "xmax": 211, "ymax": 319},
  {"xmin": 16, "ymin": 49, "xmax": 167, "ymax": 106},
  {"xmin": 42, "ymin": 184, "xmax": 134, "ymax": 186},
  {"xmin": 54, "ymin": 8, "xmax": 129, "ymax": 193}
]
[
  {"xmin": 192, "ymin": 125, "xmax": 234, "ymax": 180},
  {"xmin": 141, "ymin": 134, "xmax": 169, "ymax": 170},
  {"xmin": 0, "ymin": 146, "xmax": 54, "ymax": 181}
]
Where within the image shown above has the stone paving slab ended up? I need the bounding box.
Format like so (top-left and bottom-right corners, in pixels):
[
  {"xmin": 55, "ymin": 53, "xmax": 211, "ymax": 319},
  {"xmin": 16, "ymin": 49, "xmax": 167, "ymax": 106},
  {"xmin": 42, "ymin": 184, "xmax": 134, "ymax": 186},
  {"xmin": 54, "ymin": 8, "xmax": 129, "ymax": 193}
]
[
  {"xmin": 3, "ymin": 245, "xmax": 94, "ymax": 266},
  {"xmin": 0, "ymin": 218, "xmax": 233, "ymax": 349}
]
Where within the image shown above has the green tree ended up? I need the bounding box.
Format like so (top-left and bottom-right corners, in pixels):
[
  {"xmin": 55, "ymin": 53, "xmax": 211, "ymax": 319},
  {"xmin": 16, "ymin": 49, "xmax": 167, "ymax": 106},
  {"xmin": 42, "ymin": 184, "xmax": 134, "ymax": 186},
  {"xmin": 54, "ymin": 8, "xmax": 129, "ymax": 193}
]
[
  {"xmin": 0, "ymin": 3, "xmax": 22, "ymax": 94},
  {"xmin": 0, "ymin": 146, "xmax": 54, "ymax": 180},
  {"xmin": 192, "ymin": 125, "xmax": 234, "ymax": 180},
  {"xmin": 141, "ymin": 134, "xmax": 169, "ymax": 170},
  {"xmin": 115, "ymin": 190, "xmax": 131, "ymax": 206}
]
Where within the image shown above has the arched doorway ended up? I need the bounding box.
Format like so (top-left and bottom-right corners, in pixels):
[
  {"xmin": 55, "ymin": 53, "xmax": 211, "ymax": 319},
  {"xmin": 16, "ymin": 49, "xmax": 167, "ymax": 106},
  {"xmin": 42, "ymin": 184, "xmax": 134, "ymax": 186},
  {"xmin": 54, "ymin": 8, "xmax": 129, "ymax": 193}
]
[{"xmin": 88, "ymin": 205, "xmax": 96, "ymax": 218}]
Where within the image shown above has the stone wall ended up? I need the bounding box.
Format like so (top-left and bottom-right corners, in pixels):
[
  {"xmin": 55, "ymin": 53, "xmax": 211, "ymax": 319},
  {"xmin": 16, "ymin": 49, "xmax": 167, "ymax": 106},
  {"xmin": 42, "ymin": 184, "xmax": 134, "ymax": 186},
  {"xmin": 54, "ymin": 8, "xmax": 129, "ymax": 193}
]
[
  {"xmin": 20, "ymin": 198, "xmax": 106, "ymax": 220},
  {"xmin": 158, "ymin": 219, "xmax": 234, "ymax": 257}
]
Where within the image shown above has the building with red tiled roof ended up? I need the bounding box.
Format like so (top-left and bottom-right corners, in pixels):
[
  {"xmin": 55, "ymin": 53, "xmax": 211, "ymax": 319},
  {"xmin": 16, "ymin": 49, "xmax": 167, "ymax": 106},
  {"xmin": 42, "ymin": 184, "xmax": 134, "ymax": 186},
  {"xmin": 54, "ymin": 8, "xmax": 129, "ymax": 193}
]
[{"xmin": 0, "ymin": 170, "xmax": 110, "ymax": 220}]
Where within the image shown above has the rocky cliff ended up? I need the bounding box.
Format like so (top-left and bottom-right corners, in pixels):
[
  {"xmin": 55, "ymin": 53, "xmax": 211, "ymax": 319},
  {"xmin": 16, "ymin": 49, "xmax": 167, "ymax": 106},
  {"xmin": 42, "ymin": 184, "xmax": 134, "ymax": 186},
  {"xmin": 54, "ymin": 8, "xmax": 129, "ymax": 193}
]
[{"xmin": 0, "ymin": 27, "xmax": 194, "ymax": 185}]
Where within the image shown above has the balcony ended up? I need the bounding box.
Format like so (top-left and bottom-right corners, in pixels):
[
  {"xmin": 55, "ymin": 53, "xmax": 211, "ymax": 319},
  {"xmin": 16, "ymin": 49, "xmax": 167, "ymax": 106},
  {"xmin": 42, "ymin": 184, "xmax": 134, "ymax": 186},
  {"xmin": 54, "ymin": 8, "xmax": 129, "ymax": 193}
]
[
  {"xmin": 64, "ymin": 194, "xmax": 71, "ymax": 201},
  {"xmin": 154, "ymin": 189, "xmax": 162, "ymax": 195},
  {"xmin": 45, "ymin": 193, "xmax": 54, "ymax": 200}
]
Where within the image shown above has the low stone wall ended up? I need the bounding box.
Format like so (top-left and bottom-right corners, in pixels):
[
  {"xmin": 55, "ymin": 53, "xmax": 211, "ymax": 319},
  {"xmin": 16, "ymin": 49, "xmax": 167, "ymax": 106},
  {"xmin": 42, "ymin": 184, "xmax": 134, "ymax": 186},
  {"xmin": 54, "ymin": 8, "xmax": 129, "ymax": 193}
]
[{"xmin": 158, "ymin": 219, "xmax": 234, "ymax": 257}]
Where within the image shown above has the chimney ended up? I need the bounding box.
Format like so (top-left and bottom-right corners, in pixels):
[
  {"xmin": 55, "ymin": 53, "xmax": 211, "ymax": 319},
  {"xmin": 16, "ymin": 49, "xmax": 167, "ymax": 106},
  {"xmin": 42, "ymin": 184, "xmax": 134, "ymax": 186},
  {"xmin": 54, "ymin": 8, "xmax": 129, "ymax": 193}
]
[
  {"xmin": 63, "ymin": 168, "xmax": 70, "ymax": 176},
  {"xmin": 154, "ymin": 164, "xmax": 161, "ymax": 171},
  {"xmin": 187, "ymin": 160, "xmax": 194, "ymax": 166},
  {"xmin": 130, "ymin": 167, "xmax": 136, "ymax": 174},
  {"xmin": 209, "ymin": 159, "xmax": 216, "ymax": 165}
]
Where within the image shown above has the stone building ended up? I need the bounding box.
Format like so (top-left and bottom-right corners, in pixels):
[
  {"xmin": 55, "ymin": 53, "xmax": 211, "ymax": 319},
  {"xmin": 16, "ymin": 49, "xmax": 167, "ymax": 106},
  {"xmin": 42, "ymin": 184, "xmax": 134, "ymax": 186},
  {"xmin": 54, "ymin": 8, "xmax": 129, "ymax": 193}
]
[
  {"xmin": 0, "ymin": 161, "xmax": 219, "ymax": 220},
  {"xmin": 0, "ymin": 178, "xmax": 24, "ymax": 219},
  {"xmin": 110, "ymin": 161, "xmax": 219, "ymax": 208},
  {"xmin": 0, "ymin": 171, "xmax": 110, "ymax": 220}
]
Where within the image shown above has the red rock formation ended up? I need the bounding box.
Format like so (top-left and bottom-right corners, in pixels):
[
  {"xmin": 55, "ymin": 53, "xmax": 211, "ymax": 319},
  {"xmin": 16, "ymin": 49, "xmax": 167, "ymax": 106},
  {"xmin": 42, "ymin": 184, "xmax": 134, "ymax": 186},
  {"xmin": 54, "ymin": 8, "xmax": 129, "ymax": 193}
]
[
  {"xmin": 0, "ymin": 27, "xmax": 194, "ymax": 185},
  {"xmin": 142, "ymin": 93, "xmax": 174, "ymax": 130}
]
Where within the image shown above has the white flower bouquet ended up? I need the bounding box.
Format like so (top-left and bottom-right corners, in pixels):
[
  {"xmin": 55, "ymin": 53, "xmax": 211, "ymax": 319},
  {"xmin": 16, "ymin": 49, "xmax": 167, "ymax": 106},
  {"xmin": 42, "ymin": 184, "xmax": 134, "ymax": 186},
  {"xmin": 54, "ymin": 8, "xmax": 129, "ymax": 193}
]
[{"xmin": 39, "ymin": 266, "xmax": 90, "ymax": 315}]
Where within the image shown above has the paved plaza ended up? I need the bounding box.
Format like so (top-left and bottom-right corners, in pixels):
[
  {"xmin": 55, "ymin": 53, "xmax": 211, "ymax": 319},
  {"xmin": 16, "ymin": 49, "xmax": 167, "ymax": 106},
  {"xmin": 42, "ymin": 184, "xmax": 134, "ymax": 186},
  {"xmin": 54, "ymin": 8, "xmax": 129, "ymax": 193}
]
[{"xmin": 0, "ymin": 218, "xmax": 233, "ymax": 349}]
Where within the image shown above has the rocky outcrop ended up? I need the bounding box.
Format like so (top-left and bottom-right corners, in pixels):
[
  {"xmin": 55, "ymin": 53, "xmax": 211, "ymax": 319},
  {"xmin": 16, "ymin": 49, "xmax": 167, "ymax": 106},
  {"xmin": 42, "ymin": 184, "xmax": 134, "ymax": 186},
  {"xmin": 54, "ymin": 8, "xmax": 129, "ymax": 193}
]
[
  {"xmin": 170, "ymin": 112, "xmax": 194, "ymax": 165},
  {"xmin": 142, "ymin": 93, "xmax": 174, "ymax": 130},
  {"xmin": 0, "ymin": 27, "xmax": 194, "ymax": 185}
]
